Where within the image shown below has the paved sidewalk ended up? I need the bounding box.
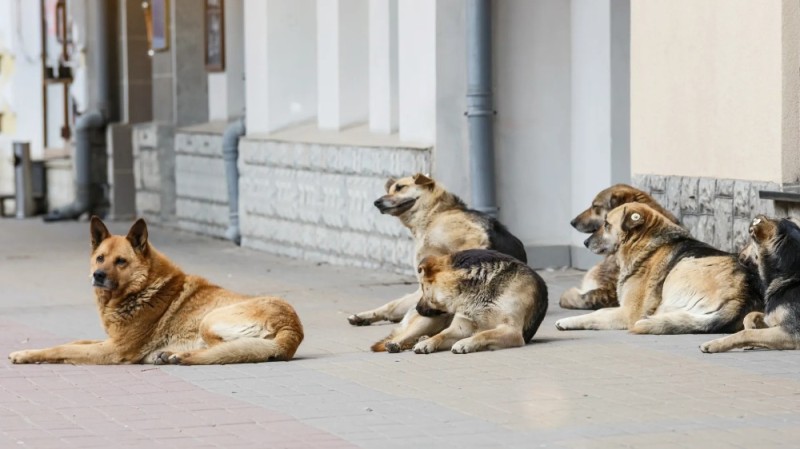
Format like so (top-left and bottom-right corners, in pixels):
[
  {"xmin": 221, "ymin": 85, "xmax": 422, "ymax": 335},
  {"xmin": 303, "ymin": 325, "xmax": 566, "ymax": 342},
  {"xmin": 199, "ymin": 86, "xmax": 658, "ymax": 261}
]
[{"xmin": 1, "ymin": 219, "xmax": 800, "ymax": 448}]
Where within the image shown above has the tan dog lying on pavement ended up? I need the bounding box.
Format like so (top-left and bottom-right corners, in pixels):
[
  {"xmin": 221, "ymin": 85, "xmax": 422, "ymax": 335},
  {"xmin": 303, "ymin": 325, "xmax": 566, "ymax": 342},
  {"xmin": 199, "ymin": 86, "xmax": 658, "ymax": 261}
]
[
  {"xmin": 555, "ymin": 203, "xmax": 761, "ymax": 334},
  {"xmin": 9, "ymin": 217, "xmax": 304, "ymax": 365},
  {"xmin": 701, "ymin": 216, "xmax": 800, "ymax": 353},
  {"xmin": 562, "ymin": 184, "xmax": 680, "ymax": 310},
  {"xmin": 348, "ymin": 173, "xmax": 528, "ymax": 353},
  {"xmin": 412, "ymin": 249, "xmax": 548, "ymax": 354}
]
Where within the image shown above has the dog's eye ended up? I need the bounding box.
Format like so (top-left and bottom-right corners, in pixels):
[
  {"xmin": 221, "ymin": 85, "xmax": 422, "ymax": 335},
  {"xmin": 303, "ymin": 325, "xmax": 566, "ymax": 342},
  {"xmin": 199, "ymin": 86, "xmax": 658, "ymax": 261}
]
[
  {"xmin": 96, "ymin": 255, "xmax": 104, "ymax": 263},
  {"xmin": 115, "ymin": 257, "xmax": 127, "ymax": 266},
  {"xmin": 395, "ymin": 184, "xmax": 406, "ymax": 192}
]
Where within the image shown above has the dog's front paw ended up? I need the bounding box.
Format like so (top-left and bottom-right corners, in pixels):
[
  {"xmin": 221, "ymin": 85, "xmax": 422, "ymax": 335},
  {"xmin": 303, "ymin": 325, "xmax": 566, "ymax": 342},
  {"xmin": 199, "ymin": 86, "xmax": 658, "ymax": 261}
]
[
  {"xmin": 451, "ymin": 340, "xmax": 478, "ymax": 354},
  {"xmin": 347, "ymin": 314, "xmax": 371, "ymax": 326},
  {"xmin": 9, "ymin": 350, "xmax": 36, "ymax": 364},
  {"xmin": 554, "ymin": 319, "xmax": 571, "ymax": 331},
  {"xmin": 699, "ymin": 339, "xmax": 723, "ymax": 354},
  {"xmin": 413, "ymin": 338, "xmax": 438, "ymax": 354}
]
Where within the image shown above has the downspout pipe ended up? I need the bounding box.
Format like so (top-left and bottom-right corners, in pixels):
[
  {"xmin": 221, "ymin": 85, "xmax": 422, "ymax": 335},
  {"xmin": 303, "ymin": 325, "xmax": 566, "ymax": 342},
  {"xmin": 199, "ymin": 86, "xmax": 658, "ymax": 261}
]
[
  {"xmin": 222, "ymin": 117, "xmax": 246, "ymax": 245},
  {"xmin": 44, "ymin": 0, "xmax": 109, "ymax": 221},
  {"xmin": 466, "ymin": 0, "xmax": 498, "ymax": 217}
]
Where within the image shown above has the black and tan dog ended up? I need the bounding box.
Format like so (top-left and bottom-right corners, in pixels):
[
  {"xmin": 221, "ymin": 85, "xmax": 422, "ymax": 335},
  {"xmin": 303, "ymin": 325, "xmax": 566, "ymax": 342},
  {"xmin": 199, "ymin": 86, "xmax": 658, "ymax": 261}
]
[
  {"xmin": 412, "ymin": 249, "xmax": 548, "ymax": 354},
  {"xmin": 561, "ymin": 184, "xmax": 680, "ymax": 310},
  {"xmin": 9, "ymin": 217, "xmax": 304, "ymax": 365},
  {"xmin": 347, "ymin": 173, "xmax": 527, "ymax": 353},
  {"xmin": 701, "ymin": 216, "xmax": 800, "ymax": 352},
  {"xmin": 555, "ymin": 203, "xmax": 760, "ymax": 334}
]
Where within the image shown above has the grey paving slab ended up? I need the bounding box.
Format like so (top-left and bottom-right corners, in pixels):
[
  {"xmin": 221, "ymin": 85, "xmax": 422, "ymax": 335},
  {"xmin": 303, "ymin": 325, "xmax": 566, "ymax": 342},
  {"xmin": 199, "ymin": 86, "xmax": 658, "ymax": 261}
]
[{"xmin": 1, "ymin": 219, "xmax": 800, "ymax": 448}]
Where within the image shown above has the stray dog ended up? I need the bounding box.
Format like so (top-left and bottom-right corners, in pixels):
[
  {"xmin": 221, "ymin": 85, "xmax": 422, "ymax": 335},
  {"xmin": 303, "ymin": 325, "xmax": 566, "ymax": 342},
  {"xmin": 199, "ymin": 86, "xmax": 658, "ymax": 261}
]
[
  {"xmin": 412, "ymin": 249, "xmax": 548, "ymax": 354},
  {"xmin": 562, "ymin": 184, "xmax": 680, "ymax": 310},
  {"xmin": 701, "ymin": 216, "xmax": 800, "ymax": 352},
  {"xmin": 347, "ymin": 173, "xmax": 527, "ymax": 353},
  {"xmin": 555, "ymin": 203, "xmax": 760, "ymax": 334},
  {"xmin": 8, "ymin": 217, "xmax": 304, "ymax": 365}
]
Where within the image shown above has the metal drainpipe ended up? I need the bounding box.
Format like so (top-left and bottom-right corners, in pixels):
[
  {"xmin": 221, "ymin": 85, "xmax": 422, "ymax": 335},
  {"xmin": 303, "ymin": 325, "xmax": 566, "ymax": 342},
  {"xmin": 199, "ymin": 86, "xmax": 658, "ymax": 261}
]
[
  {"xmin": 44, "ymin": 0, "xmax": 109, "ymax": 221},
  {"xmin": 466, "ymin": 0, "xmax": 498, "ymax": 217},
  {"xmin": 222, "ymin": 117, "xmax": 246, "ymax": 245}
]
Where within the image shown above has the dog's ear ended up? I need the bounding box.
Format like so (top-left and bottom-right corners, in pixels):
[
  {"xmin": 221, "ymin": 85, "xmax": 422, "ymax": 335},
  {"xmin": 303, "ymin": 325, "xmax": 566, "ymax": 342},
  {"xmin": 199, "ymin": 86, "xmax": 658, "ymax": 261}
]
[
  {"xmin": 749, "ymin": 216, "xmax": 775, "ymax": 243},
  {"xmin": 413, "ymin": 173, "xmax": 435, "ymax": 189},
  {"xmin": 90, "ymin": 216, "xmax": 111, "ymax": 250},
  {"xmin": 126, "ymin": 218, "xmax": 149, "ymax": 254},
  {"xmin": 609, "ymin": 190, "xmax": 633, "ymax": 210},
  {"xmin": 384, "ymin": 177, "xmax": 397, "ymax": 193},
  {"xmin": 620, "ymin": 207, "xmax": 646, "ymax": 233}
]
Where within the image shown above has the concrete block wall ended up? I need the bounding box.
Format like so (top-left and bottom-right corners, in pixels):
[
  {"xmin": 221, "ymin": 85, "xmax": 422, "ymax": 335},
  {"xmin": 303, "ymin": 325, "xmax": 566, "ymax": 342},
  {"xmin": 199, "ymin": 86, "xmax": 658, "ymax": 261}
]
[
  {"xmin": 174, "ymin": 129, "xmax": 229, "ymax": 238},
  {"xmin": 238, "ymin": 138, "xmax": 431, "ymax": 273},
  {"xmin": 633, "ymin": 174, "xmax": 779, "ymax": 252},
  {"xmin": 132, "ymin": 123, "xmax": 176, "ymax": 224}
]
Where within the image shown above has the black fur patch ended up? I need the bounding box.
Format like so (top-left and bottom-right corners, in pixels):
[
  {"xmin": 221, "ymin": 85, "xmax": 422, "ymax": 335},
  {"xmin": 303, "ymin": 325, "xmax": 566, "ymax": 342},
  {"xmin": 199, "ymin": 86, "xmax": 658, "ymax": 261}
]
[
  {"xmin": 450, "ymin": 249, "xmax": 547, "ymax": 343},
  {"xmin": 760, "ymin": 219, "xmax": 800, "ymax": 332},
  {"xmin": 461, "ymin": 209, "xmax": 528, "ymax": 263}
]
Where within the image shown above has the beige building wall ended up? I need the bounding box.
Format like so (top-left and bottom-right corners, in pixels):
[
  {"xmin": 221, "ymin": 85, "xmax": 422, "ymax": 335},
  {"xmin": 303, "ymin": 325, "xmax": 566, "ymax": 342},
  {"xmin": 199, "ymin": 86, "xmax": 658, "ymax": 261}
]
[{"xmin": 631, "ymin": 0, "xmax": 790, "ymax": 184}]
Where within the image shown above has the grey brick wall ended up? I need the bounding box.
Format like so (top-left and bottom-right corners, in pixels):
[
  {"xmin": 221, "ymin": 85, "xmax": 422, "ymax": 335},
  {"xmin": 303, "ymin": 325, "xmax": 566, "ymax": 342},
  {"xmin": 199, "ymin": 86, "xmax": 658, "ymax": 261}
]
[
  {"xmin": 174, "ymin": 130, "xmax": 228, "ymax": 238},
  {"xmin": 632, "ymin": 174, "xmax": 779, "ymax": 252},
  {"xmin": 238, "ymin": 138, "xmax": 431, "ymax": 274},
  {"xmin": 132, "ymin": 123, "xmax": 175, "ymax": 224}
]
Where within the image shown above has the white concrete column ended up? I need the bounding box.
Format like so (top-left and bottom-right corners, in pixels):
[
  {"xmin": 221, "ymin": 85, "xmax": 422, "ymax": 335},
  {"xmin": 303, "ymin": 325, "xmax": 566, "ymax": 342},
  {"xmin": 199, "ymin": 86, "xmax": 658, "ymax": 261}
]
[
  {"xmin": 208, "ymin": 0, "xmax": 245, "ymax": 121},
  {"xmin": 397, "ymin": 0, "xmax": 436, "ymax": 143},
  {"xmin": 244, "ymin": 0, "xmax": 317, "ymax": 135},
  {"xmin": 368, "ymin": 0, "xmax": 398, "ymax": 134},
  {"xmin": 316, "ymin": 0, "xmax": 368, "ymax": 130},
  {"xmin": 570, "ymin": 0, "xmax": 630, "ymax": 265}
]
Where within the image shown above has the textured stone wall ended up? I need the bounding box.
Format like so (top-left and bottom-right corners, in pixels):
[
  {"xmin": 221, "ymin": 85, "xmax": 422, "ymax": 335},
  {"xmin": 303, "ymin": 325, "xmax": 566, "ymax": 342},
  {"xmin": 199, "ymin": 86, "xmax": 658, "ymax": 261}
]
[
  {"xmin": 174, "ymin": 130, "xmax": 228, "ymax": 238},
  {"xmin": 239, "ymin": 138, "xmax": 431, "ymax": 273},
  {"xmin": 132, "ymin": 123, "xmax": 175, "ymax": 224},
  {"xmin": 632, "ymin": 174, "xmax": 779, "ymax": 252}
]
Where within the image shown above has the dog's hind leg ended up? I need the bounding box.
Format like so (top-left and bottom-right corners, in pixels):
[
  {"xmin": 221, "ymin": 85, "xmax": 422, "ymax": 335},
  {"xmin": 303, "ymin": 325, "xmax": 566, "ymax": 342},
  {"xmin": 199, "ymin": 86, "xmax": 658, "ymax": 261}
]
[
  {"xmin": 555, "ymin": 308, "xmax": 628, "ymax": 331},
  {"xmin": 700, "ymin": 327, "xmax": 799, "ymax": 353},
  {"xmin": 348, "ymin": 288, "xmax": 421, "ymax": 326},
  {"xmin": 165, "ymin": 298, "xmax": 304, "ymax": 365},
  {"xmin": 743, "ymin": 312, "xmax": 768, "ymax": 329},
  {"xmin": 450, "ymin": 324, "xmax": 525, "ymax": 354}
]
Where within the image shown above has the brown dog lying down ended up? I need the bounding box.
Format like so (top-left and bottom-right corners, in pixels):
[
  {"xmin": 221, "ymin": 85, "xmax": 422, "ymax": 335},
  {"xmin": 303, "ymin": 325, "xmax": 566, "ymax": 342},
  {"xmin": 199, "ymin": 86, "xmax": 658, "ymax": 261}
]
[
  {"xmin": 561, "ymin": 184, "xmax": 680, "ymax": 310},
  {"xmin": 412, "ymin": 249, "xmax": 548, "ymax": 354},
  {"xmin": 555, "ymin": 203, "xmax": 761, "ymax": 334},
  {"xmin": 701, "ymin": 216, "xmax": 800, "ymax": 353},
  {"xmin": 9, "ymin": 217, "xmax": 304, "ymax": 365}
]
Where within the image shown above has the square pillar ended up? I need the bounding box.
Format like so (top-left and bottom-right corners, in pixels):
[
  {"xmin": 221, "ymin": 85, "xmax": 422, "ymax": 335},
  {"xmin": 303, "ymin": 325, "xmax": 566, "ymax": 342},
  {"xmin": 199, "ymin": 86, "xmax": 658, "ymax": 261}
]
[
  {"xmin": 368, "ymin": 0, "xmax": 398, "ymax": 134},
  {"xmin": 245, "ymin": 0, "xmax": 317, "ymax": 134}
]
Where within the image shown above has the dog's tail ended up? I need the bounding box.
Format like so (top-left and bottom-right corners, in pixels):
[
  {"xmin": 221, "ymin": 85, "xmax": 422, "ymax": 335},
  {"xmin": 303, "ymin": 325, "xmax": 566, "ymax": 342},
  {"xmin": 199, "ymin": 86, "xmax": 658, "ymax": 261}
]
[
  {"xmin": 370, "ymin": 332, "xmax": 394, "ymax": 352},
  {"xmin": 629, "ymin": 303, "xmax": 743, "ymax": 335}
]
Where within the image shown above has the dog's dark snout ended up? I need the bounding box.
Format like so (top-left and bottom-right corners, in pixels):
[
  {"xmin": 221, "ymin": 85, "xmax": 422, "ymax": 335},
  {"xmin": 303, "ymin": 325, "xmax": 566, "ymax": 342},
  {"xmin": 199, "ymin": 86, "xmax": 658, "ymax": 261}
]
[
  {"xmin": 570, "ymin": 218, "xmax": 578, "ymax": 228},
  {"xmin": 373, "ymin": 199, "xmax": 382, "ymax": 207},
  {"xmin": 583, "ymin": 237, "xmax": 591, "ymax": 248},
  {"xmin": 93, "ymin": 270, "xmax": 107, "ymax": 282}
]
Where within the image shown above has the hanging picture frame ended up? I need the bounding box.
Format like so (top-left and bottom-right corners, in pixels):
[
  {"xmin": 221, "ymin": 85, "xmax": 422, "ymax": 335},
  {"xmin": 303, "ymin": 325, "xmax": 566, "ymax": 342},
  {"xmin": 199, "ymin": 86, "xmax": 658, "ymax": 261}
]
[{"xmin": 205, "ymin": 0, "xmax": 225, "ymax": 72}]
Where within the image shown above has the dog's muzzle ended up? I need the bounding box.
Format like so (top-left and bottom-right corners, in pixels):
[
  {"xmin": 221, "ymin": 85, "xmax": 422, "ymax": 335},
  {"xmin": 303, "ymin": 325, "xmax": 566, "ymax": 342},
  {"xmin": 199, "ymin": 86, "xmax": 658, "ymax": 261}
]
[
  {"xmin": 92, "ymin": 270, "xmax": 116, "ymax": 289},
  {"xmin": 374, "ymin": 197, "xmax": 416, "ymax": 215},
  {"xmin": 416, "ymin": 302, "xmax": 446, "ymax": 317}
]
